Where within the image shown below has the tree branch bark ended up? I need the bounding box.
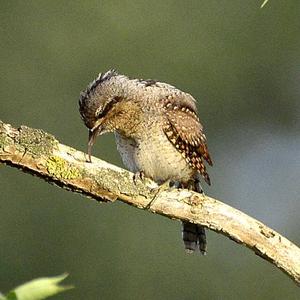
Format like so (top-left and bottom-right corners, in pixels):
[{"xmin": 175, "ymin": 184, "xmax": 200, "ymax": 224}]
[{"xmin": 1, "ymin": 120, "xmax": 299, "ymax": 285}]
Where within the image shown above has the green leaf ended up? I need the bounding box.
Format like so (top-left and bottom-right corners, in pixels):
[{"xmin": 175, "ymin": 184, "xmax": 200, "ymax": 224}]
[
  {"xmin": 6, "ymin": 274, "xmax": 73, "ymax": 300},
  {"xmin": 6, "ymin": 291, "xmax": 17, "ymax": 300},
  {"xmin": 260, "ymin": 0, "xmax": 269, "ymax": 8}
]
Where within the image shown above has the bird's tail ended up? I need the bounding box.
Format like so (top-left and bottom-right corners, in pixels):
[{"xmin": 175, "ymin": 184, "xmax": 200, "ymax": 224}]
[
  {"xmin": 182, "ymin": 222, "xmax": 207, "ymax": 254},
  {"xmin": 181, "ymin": 176, "xmax": 207, "ymax": 254}
]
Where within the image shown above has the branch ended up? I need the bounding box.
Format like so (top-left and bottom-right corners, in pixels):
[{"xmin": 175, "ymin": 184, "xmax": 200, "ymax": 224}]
[{"xmin": 1, "ymin": 120, "xmax": 299, "ymax": 285}]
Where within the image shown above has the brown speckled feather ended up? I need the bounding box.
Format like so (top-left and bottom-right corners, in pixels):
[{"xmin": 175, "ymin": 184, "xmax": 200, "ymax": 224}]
[
  {"xmin": 162, "ymin": 100, "xmax": 212, "ymax": 185},
  {"xmin": 79, "ymin": 69, "xmax": 212, "ymax": 253}
]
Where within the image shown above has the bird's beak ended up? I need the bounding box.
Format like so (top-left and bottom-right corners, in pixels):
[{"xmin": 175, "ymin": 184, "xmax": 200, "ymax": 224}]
[{"xmin": 87, "ymin": 119, "xmax": 103, "ymax": 162}]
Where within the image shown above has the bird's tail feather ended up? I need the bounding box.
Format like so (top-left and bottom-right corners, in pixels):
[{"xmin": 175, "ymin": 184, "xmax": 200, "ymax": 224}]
[
  {"xmin": 181, "ymin": 176, "xmax": 207, "ymax": 254},
  {"xmin": 182, "ymin": 222, "xmax": 206, "ymax": 254}
]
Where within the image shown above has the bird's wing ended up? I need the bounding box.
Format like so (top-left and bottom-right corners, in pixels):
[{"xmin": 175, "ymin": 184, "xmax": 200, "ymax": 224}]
[{"xmin": 162, "ymin": 97, "xmax": 212, "ymax": 185}]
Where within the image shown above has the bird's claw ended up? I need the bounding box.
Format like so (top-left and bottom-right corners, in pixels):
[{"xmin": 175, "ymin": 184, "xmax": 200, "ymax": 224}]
[{"xmin": 133, "ymin": 171, "xmax": 145, "ymax": 185}]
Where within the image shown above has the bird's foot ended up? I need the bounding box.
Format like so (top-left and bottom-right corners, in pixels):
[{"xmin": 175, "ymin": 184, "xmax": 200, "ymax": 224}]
[{"xmin": 133, "ymin": 171, "xmax": 145, "ymax": 185}]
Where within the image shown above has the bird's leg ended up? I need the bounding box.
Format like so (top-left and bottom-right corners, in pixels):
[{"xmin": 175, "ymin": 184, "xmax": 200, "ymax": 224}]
[{"xmin": 194, "ymin": 178, "xmax": 204, "ymax": 194}]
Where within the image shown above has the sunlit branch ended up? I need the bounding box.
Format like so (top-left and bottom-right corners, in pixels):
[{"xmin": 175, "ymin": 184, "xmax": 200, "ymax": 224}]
[{"xmin": 0, "ymin": 120, "xmax": 299, "ymax": 286}]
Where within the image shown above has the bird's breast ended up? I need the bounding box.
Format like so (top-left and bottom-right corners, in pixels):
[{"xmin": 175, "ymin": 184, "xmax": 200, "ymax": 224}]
[{"xmin": 115, "ymin": 127, "xmax": 195, "ymax": 184}]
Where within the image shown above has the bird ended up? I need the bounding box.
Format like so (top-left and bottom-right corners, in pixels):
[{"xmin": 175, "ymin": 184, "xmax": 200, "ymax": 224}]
[{"xmin": 79, "ymin": 69, "xmax": 213, "ymax": 254}]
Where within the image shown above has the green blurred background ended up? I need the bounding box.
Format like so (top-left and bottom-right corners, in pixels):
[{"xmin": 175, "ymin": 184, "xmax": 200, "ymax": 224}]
[{"xmin": 1, "ymin": 1, "xmax": 300, "ymax": 299}]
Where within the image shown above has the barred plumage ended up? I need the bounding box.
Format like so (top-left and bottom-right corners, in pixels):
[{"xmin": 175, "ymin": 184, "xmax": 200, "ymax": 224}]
[
  {"xmin": 162, "ymin": 101, "xmax": 212, "ymax": 185},
  {"xmin": 79, "ymin": 69, "xmax": 213, "ymax": 253}
]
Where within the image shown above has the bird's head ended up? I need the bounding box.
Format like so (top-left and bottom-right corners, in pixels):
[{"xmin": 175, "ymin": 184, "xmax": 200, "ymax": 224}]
[{"xmin": 79, "ymin": 69, "xmax": 122, "ymax": 161}]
